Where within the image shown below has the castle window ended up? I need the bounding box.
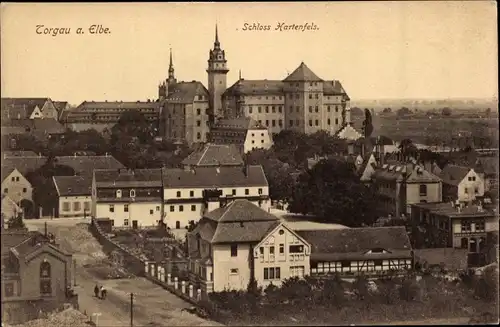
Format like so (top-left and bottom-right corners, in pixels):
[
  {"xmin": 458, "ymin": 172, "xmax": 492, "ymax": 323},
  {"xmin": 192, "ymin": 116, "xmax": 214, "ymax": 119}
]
[
  {"xmin": 197, "ymin": 109, "xmax": 201, "ymax": 115},
  {"xmin": 258, "ymin": 107, "xmax": 262, "ymax": 113},
  {"xmin": 179, "ymin": 205, "xmax": 184, "ymax": 212},
  {"xmin": 272, "ymin": 120, "xmax": 276, "ymax": 127},
  {"xmin": 197, "ymin": 120, "xmax": 201, "ymax": 126},
  {"xmin": 335, "ymin": 118, "xmax": 339, "ymax": 125},
  {"xmin": 170, "ymin": 205, "xmax": 175, "ymax": 212},
  {"xmin": 249, "ymin": 106, "xmax": 253, "ymax": 114},
  {"xmin": 335, "ymin": 106, "xmax": 339, "ymax": 112},
  {"xmin": 309, "ymin": 94, "xmax": 312, "ymax": 99},
  {"xmin": 309, "ymin": 120, "xmax": 312, "ymax": 126},
  {"xmin": 265, "ymin": 106, "xmax": 269, "ymax": 113},
  {"xmin": 124, "ymin": 204, "xmax": 129, "ymax": 212},
  {"xmin": 272, "ymin": 106, "xmax": 276, "ymax": 113},
  {"xmin": 265, "ymin": 120, "xmax": 269, "ymax": 126},
  {"xmin": 315, "ymin": 120, "xmax": 319, "ymax": 126},
  {"xmin": 328, "ymin": 106, "xmax": 331, "ymax": 112},
  {"xmin": 327, "ymin": 119, "xmax": 331, "ymax": 125},
  {"xmin": 278, "ymin": 106, "xmax": 282, "ymax": 113},
  {"xmin": 177, "ymin": 191, "xmax": 181, "ymax": 197},
  {"xmin": 197, "ymin": 132, "xmax": 201, "ymax": 139},
  {"xmin": 315, "ymin": 106, "xmax": 319, "ymax": 112},
  {"xmin": 191, "ymin": 205, "xmax": 196, "ymax": 211},
  {"xmin": 289, "ymin": 120, "xmax": 293, "ymax": 126},
  {"xmin": 309, "ymin": 106, "xmax": 312, "ymax": 113},
  {"xmin": 278, "ymin": 120, "xmax": 283, "ymax": 127}
]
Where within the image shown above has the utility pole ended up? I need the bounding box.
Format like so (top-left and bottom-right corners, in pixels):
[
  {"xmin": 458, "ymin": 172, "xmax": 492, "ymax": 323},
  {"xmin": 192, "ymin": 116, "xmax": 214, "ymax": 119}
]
[{"xmin": 130, "ymin": 293, "xmax": 134, "ymax": 327}]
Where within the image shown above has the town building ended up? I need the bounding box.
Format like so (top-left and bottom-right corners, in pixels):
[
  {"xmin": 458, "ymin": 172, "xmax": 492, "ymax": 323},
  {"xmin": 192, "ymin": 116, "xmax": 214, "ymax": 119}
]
[
  {"xmin": 186, "ymin": 199, "xmax": 311, "ymax": 293},
  {"xmin": 410, "ymin": 202, "xmax": 498, "ymax": 254},
  {"xmin": 1, "ymin": 194, "xmax": 23, "ymax": 222},
  {"xmin": 1, "ymin": 229, "xmax": 76, "ymax": 325},
  {"xmin": 372, "ymin": 162, "xmax": 442, "ymax": 218},
  {"xmin": 53, "ymin": 176, "xmax": 92, "ymax": 218},
  {"xmin": 439, "ymin": 164, "xmax": 485, "ymax": 202},
  {"xmin": 209, "ymin": 117, "xmax": 273, "ymax": 154},
  {"xmin": 181, "ymin": 143, "xmax": 244, "ymax": 170},
  {"xmin": 355, "ymin": 152, "xmax": 378, "ymax": 183},
  {"xmin": 60, "ymin": 100, "xmax": 161, "ymax": 133},
  {"xmin": 222, "ymin": 64, "xmax": 351, "ymax": 137},
  {"xmin": 92, "ymin": 168, "xmax": 164, "ymax": 228},
  {"xmin": 53, "ymin": 154, "xmax": 125, "ymax": 178},
  {"xmin": 53, "ymin": 101, "xmax": 71, "ymax": 121},
  {"xmin": 297, "ymin": 226, "xmax": 413, "ymax": 277},
  {"xmin": 475, "ymin": 157, "xmax": 498, "ymax": 192},
  {"xmin": 162, "ymin": 165, "xmax": 270, "ymax": 229},
  {"xmin": 1, "ymin": 98, "xmax": 59, "ymax": 121}
]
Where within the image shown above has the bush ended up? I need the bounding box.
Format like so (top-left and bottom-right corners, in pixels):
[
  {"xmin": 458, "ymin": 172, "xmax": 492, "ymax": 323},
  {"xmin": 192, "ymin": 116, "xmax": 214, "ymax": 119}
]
[{"xmin": 353, "ymin": 275, "xmax": 369, "ymax": 300}]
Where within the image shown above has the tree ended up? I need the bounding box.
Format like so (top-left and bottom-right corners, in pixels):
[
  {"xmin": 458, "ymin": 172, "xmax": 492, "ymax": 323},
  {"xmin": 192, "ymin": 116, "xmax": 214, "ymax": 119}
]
[
  {"xmin": 111, "ymin": 109, "xmax": 155, "ymax": 145},
  {"xmin": 397, "ymin": 107, "xmax": 412, "ymax": 116},
  {"xmin": 441, "ymin": 107, "xmax": 452, "ymax": 116},
  {"xmin": 288, "ymin": 159, "xmax": 378, "ymax": 227},
  {"xmin": 382, "ymin": 107, "xmax": 392, "ymax": 113},
  {"xmin": 7, "ymin": 213, "xmax": 25, "ymax": 229},
  {"xmin": 398, "ymin": 138, "xmax": 418, "ymax": 160},
  {"xmin": 362, "ymin": 109, "xmax": 374, "ymax": 138}
]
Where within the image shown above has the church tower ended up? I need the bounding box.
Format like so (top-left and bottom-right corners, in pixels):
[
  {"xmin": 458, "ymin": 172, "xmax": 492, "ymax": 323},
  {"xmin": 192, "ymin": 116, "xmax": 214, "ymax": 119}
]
[
  {"xmin": 167, "ymin": 48, "xmax": 177, "ymax": 86},
  {"xmin": 207, "ymin": 24, "xmax": 229, "ymax": 123}
]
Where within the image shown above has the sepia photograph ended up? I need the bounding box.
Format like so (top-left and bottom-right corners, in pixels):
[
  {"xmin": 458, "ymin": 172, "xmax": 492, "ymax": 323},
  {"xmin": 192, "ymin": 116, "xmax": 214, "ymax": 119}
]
[{"xmin": 1, "ymin": 1, "xmax": 498, "ymax": 326}]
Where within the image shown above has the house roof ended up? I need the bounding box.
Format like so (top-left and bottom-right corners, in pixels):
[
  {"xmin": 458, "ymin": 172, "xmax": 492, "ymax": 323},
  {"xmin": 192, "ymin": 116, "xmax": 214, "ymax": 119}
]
[
  {"xmin": 0, "ymin": 230, "xmax": 47, "ymax": 256},
  {"xmin": 475, "ymin": 157, "xmax": 498, "ymax": 176},
  {"xmin": 373, "ymin": 162, "xmax": 442, "ymax": 183},
  {"xmin": 212, "ymin": 117, "xmax": 266, "ymax": 131},
  {"xmin": 54, "ymin": 155, "xmax": 125, "ymax": 177},
  {"xmin": 410, "ymin": 202, "xmax": 496, "ymax": 218},
  {"xmin": 283, "ymin": 62, "xmax": 323, "ymax": 82},
  {"xmin": 222, "ymin": 78, "xmax": 348, "ymax": 97},
  {"xmin": 439, "ymin": 164, "xmax": 472, "ymax": 186},
  {"xmin": 204, "ymin": 199, "xmax": 279, "ymax": 223},
  {"xmin": 167, "ymin": 81, "xmax": 209, "ymax": 104},
  {"xmin": 192, "ymin": 200, "xmax": 281, "ymax": 244},
  {"xmin": 297, "ymin": 226, "xmax": 412, "ymax": 261},
  {"xmin": 1, "ymin": 156, "xmax": 48, "ymax": 182},
  {"xmin": 162, "ymin": 165, "xmax": 268, "ymax": 189},
  {"xmin": 62, "ymin": 100, "xmax": 160, "ymax": 122},
  {"xmin": 52, "ymin": 101, "xmax": 68, "ymax": 112},
  {"xmin": 53, "ymin": 175, "xmax": 92, "ymax": 196},
  {"xmin": 1, "ymin": 98, "xmax": 49, "ymax": 120},
  {"xmin": 335, "ymin": 123, "xmax": 363, "ymax": 141},
  {"xmin": 181, "ymin": 143, "xmax": 244, "ymax": 167},
  {"xmin": 2, "ymin": 118, "xmax": 66, "ymax": 135},
  {"xmin": 94, "ymin": 168, "xmax": 163, "ymax": 188}
]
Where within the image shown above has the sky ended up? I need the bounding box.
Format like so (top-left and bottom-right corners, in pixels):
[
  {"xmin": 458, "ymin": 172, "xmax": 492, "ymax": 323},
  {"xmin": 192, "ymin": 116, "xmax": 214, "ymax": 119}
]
[{"xmin": 1, "ymin": 2, "xmax": 497, "ymax": 105}]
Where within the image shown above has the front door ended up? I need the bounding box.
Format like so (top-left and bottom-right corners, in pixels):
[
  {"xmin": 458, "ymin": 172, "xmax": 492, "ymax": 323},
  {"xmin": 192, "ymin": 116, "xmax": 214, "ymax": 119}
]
[{"xmin": 132, "ymin": 220, "xmax": 138, "ymax": 229}]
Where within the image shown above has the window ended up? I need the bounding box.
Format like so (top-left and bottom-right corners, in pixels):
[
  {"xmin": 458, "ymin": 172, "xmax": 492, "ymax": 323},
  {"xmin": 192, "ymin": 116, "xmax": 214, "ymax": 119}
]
[
  {"xmin": 265, "ymin": 120, "xmax": 269, "ymax": 126},
  {"xmin": 309, "ymin": 120, "xmax": 312, "ymax": 126},
  {"xmin": 258, "ymin": 188, "xmax": 263, "ymax": 195},
  {"xmin": 327, "ymin": 118, "xmax": 331, "ymax": 125},
  {"xmin": 270, "ymin": 246, "xmax": 275, "ymax": 255},
  {"xmin": 341, "ymin": 260, "xmax": 350, "ymax": 268},
  {"xmin": 170, "ymin": 205, "xmax": 175, "ymax": 212},
  {"xmin": 289, "ymin": 245, "xmax": 304, "ymax": 253},
  {"xmin": 84, "ymin": 201, "xmax": 91, "ymax": 211},
  {"xmin": 197, "ymin": 132, "xmax": 201, "ymax": 140},
  {"xmin": 335, "ymin": 106, "xmax": 339, "ymax": 112},
  {"xmin": 315, "ymin": 106, "xmax": 319, "ymax": 112},
  {"xmin": 249, "ymin": 107, "xmax": 253, "ymax": 114},
  {"xmin": 315, "ymin": 94, "xmax": 319, "ymax": 99},
  {"xmin": 315, "ymin": 120, "xmax": 319, "ymax": 126},
  {"xmin": 335, "ymin": 118, "xmax": 338, "ymax": 125},
  {"xmin": 40, "ymin": 261, "xmax": 52, "ymax": 295},
  {"xmin": 290, "ymin": 266, "xmax": 305, "ymax": 278},
  {"xmin": 461, "ymin": 221, "xmax": 471, "ymax": 232},
  {"xmin": 374, "ymin": 260, "xmax": 383, "ymax": 266},
  {"xmin": 196, "ymin": 120, "xmax": 201, "ymax": 127},
  {"xmin": 191, "ymin": 204, "xmax": 196, "ymax": 211},
  {"xmin": 179, "ymin": 205, "xmax": 184, "ymax": 212},
  {"xmin": 3, "ymin": 188, "xmax": 7, "ymax": 193},
  {"xmin": 272, "ymin": 120, "xmax": 276, "ymax": 127},
  {"xmin": 259, "ymin": 247, "xmax": 264, "ymax": 255},
  {"xmin": 295, "ymin": 94, "xmax": 299, "ymax": 99},
  {"xmin": 63, "ymin": 202, "xmax": 70, "ymax": 212},
  {"xmin": 124, "ymin": 204, "xmax": 129, "ymax": 212},
  {"xmin": 197, "ymin": 109, "xmax": 201, "ymax": 115},
  {"xmin": 109, "ymin": 205, "xmax": 114, "ymax": 213},
  {"xmin": 232, "ymin": 189, "xmax": 236, "ymax": 195},
  {"xmin": 176, "ymin": 191, "xmax": 181, "ymax": 198},
  {"xmin": 278, "ymin": 119, "xmax": 283, "ymax": 126},
  {"xmin": 230, "ymin": 268, "xmax": 239, "ymax": 274},
  {"xmin": 265, "ymin": 106, "xmax": 269, "ymax": 113},
  {"xmin": 309, "ymin": 94, "xmax": 312, "ymax": 99},
  {"xmin": 189, "ymin": 190, "xmax": 194, "ymax": 197},
  {"xmin": 230, "ymin": 244, "xmax": 238, "ymax": 257},
  {"xmin": 156, "ymin": 206, "xmax": 160, "ymax": 211},
  {"xmin": 264, "ymin": 267, "xmax": 281, "ymax": 280},
  {"xmin": 279, "ymin": 244, "xmax": 284, "ymax": 254},
  {"xmin": 245, "ymin": 189, "xmax": 249, "ymax": 195},
  {"xmin": 116, "ymin": 189, "xmax": 122, "ymax": 198},
  {"xmin": 4, "ymin": 283, "xmax": 14, "ymax": 297},
  {"xmin": 11, "ymin": 177, "xmax": 15, "ymax": 181},
  {"xmin": 465, "ymin": 188, "xmax": 469, "ymax": 194},
  {"xmin": 73, "ymin": 202, "xmax": 81, "ymax": 211},
  {"xmin": 468, "ymin": 176, "xmax": 476, "ymax": 181},
  {"xmin": 124, "ymin": 219, "xmax": 129, "ymax": 226},
  {"xmin": 176, "ymin": 221, "xmax": 180, "ymax": 229},
  {"xmin": 327, "ymin": 105, "xmax": 331, "ymax": 112},
  {"xmin": 258, "ymin": 107, "xmax": 262, "ymax": 113},
  {"xmin": 419, "ymin": 185, "xmax": 427, "ymax": 196},
  {"xmin": 476, "ymin": 221, "xmax": 485, "ymax": 232},
  {"xmin": 289, "ymin": 120, "xmax": 293, "ymax": 126},
  {"xmin": 130, "ymin": 189, "xmax": 135, "ymax": 197},
  {"xmin": 309, "ymin": 106, "xmax": 312, "ymax": 113},
  {"xmin": 474, "ymin": 187, "xmax": 479, "ymax": 194},
  {"xmin": 272, "ymin": 106, "xmax": 276, "ymax": 113}
]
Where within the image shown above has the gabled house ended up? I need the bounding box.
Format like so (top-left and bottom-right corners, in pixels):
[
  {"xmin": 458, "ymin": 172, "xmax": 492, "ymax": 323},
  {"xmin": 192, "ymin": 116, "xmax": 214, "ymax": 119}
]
[
  {"xmin": 92, "ymin": 168, "xmax": 164, "ymax": 228},
  {"xmin": 372, "ymin": 162, "xmax": 442, "ymax": 218},
  {"xmin": 474, "ymin": 157, "xmax": 498, "ymax": 192},
  {"xmin": 356, "ymin": 152, "xmax": 378, "ymax": 183},
  {"xmin": 209, "ymin": 117, "xmax": 273, "ymax": 153},
  {"xmin": 53, "ymin": 176, "xmax": 92, "ymax": 218},
  {"xmin": 162, "ymin": 165, "xmax": 270, "ymax": 229},
  {"xmin": 1, "ymin": 230, "xmax": 75, "ymax": 325},
  {"xmin": 181, "ymin": 143, "xmax": 244, "ymax": 170},
  {"xmin": 439, "ymin": 165, "xmax": 485, "ymax": 202},
  {"xmin": 1, "ymin": 98, "xmax": 58, "ymax": 121},
  {"xmin": 186, "ymin": 199, "xmax": 311, "ymax": 293},
  {"xmin": 297, "ymin": 226, "xmax": 413, "ymax": 277}
]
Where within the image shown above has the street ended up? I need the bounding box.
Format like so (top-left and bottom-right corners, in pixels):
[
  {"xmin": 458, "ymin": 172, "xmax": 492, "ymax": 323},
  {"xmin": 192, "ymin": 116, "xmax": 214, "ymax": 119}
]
[{"xmin": 25, "ymin": 219, "xmax": 222, "ymax": 327}]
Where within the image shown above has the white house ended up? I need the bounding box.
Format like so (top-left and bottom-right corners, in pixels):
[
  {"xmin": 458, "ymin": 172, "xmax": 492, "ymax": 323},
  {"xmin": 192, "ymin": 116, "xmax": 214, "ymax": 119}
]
[
  {"xmin": 209, "ymin": 117, "xmax": 273, "ymax": 154},
  {"xmin": 187, "ymin": 199, "xmax": 311, "ymax": 293},
  {"xmin": 439, "ymin": 165, "xmax": 485, "ymax": 202},
  {"xmin": 162, "ymin": 165, "xmax": 270, "ymax": 229},
  {"xmin": 53, "ymin": 176, "xmax": 92, "ymax": 218},
  {"xmin": 92, "ymin": 168, "xmax": 163, "ymax": 228}
]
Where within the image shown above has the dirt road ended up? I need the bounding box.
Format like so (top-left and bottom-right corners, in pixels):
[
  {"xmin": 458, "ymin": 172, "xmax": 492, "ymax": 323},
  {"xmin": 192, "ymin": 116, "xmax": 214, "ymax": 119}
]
[{"xmin": 27, "ymin": 220, "xmax": 221, "ymax": 326}]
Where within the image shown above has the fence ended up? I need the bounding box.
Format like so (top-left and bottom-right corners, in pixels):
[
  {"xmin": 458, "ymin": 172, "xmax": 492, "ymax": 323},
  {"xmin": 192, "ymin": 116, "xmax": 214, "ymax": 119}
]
[{"xmin": 89, "ymin": 218, "xmax": 206, "ymax": 306}]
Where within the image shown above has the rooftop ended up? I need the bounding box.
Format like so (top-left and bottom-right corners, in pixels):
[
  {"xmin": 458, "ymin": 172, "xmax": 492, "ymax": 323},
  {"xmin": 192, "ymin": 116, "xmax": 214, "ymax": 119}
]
[
  {"xmin": 94, "ymin": 168, "xmax": 163, "ymax": 188},
  {"xmin": 212, "ymin": 117, "xmax": 266, "ymax": 131},
  {"xmin": 166, "ymin": 81, "xmax": 209, "ymax": 104},
  {"xmin": 53, "ymin": 175, "xmax": 92, "ymax": 196},
  {"xmin": 439, "ymin": 164, "xmax": 472, "ymax": 186},
  {"xmin": 181, "ymin": 143, "xmax": 244, "ymax": 167},
  {"xmin": 411, "ymin": 201, "xmax": 496, "ymax": 218},
  {"xmin": 283, "ymin": 62, "xmax": 323, "ymax": 82}
]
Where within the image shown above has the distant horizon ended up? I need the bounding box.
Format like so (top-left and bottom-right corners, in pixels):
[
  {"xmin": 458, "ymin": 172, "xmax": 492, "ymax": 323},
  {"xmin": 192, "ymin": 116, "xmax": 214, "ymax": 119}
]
[{"xmin": 1, "ymin": 2, "xmax": 497, "ymax": 104}]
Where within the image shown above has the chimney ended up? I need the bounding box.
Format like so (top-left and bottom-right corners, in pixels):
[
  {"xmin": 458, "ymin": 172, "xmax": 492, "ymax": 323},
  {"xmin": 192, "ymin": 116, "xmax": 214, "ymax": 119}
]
[{"xmin": 216, "ymin": 167, "xmax": 220, "ymax": 174}]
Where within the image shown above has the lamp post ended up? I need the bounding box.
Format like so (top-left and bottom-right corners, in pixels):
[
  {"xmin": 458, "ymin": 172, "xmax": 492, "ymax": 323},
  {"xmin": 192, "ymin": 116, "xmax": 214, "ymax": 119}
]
[{"xmin": 130, "ymin": 293, "xmax": 134, "ymax": 327}]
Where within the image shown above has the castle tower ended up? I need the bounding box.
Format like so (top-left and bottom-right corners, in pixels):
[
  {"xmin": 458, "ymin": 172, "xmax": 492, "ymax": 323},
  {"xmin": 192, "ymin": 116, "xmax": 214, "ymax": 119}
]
[
  {"xmin": 168, "ymin": 48, "xmax": 177, "ymax": 85},
  {"xmin": 207, "ymin": 24, "xmax": 229, "ymax": 123}
]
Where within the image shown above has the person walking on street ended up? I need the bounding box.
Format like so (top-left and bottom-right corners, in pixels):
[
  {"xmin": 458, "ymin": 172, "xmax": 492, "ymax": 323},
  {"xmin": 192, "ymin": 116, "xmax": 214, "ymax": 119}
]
[
  {"xmin": 100, "ymin": 285, "xmax": 107, "ymax": 300},
  {"xmin": 94, "ymin": 284, "xmax": 99, "ymax": 298}
]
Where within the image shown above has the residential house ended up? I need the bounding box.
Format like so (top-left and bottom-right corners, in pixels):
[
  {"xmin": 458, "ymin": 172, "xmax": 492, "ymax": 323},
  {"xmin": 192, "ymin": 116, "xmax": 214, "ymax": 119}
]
[
  {"xmin": 410, "ymin": 202, "xmax": 498, "ymax": 262},
  {"xmin": 1, "ymin": 230, "xmax": 75, "ymax": 325},
  {"xmin": 297, "ymin": 227, "xmax": 413, "ymax": 277},
  {"xmin": 53, "ymin": 176, "xmax": 92, "ymax": 218},
  {"xmin": 1, "ymin": 98, "xmax": 58, "ymax": 121},
  {"xmin": 181, "ymin": 143, "xmax": 244, "ymax": 170},
  {"xmin": 61, "ymin": 100, "xmax": 161, "ymax": 133},
  {"xmin": 372, "ymin": 162, "xmax": 442, "ymax": 218},
  {"xmin": 2, "ymin": 118, "xmax": 66, "ymax": 141},
  {"xmin": 53, "ymin": 154, "xmax": 125, "ymax": 178},
  {"xmin": 92, "ymin": 168, "xmax": 164, "ymax": 228},
  {"xmin": 52, "ymin": 101, "xmax": 71, "ymax": 121},
  {"xmin": 1, "ymin": 194, "xmax": 23, "ymax": 222},
  {"xmin": 439, "ymin": 164, "xmax": 485, "ymax": 202},
  {"xmin": 186, "ymin": 199, "xmax": 311, "ymax": 293},
  {"xmin": 162, "ymin": 165, "xmax": 270, "ymax": 229},
  {"xmin": 475, "ymin": 157, "xmax": 498, "ymax": 192},
  {"xmin": 209, "ymin": 117, "xmax": 273, "ymax": 154},
  {"xmin": 355, "ymin": 152, "xmax": 378, "ymax": 183}
]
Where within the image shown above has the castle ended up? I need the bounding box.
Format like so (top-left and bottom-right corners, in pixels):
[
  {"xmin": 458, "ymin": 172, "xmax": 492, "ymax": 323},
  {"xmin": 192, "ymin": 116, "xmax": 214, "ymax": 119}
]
[{"xmin": 158, "ymin": 24, "xmax": 352, "ymax": 145}]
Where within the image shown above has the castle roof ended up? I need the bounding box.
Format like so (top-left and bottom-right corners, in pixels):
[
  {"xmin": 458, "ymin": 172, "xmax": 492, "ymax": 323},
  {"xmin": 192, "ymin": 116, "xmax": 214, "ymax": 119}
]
[
  {"xmin": 167, "ymin": 81, "xmax": 209, "ymax": 104},
  {"xmin": 212, "ymin": 117, "xmax": 266, "ymax": 131},
  {"xmin": 283, "ymin": 62, "xmax": 323, "ymax": 82}
]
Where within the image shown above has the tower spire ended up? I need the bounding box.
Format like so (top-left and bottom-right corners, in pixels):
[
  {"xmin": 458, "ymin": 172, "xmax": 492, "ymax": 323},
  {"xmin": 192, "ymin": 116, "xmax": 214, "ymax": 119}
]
[
  {"xmin": 168, "ymin": 48, "xmax": 175, "ymax": 83},
  {"xmin": 169, "ymin": 48, "xmax": 173, "ymax": 70},
  {"xmin": 239, "ymin": 69, "xmax": 242, "ymax": 80},
  {"xmin": 214, "ymin": 23, "xmax": 220, "ymax": 48}
]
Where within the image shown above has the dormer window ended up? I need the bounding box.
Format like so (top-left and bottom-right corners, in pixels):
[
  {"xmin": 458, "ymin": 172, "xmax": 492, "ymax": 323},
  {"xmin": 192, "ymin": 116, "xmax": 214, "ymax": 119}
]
[
  {"xmin": 116, "ymin": 189, "xmax": 122, "ymax": 198},
  {"xmin": 130, "ymin": 189, "xmax": 136, "ymax": 197}
]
